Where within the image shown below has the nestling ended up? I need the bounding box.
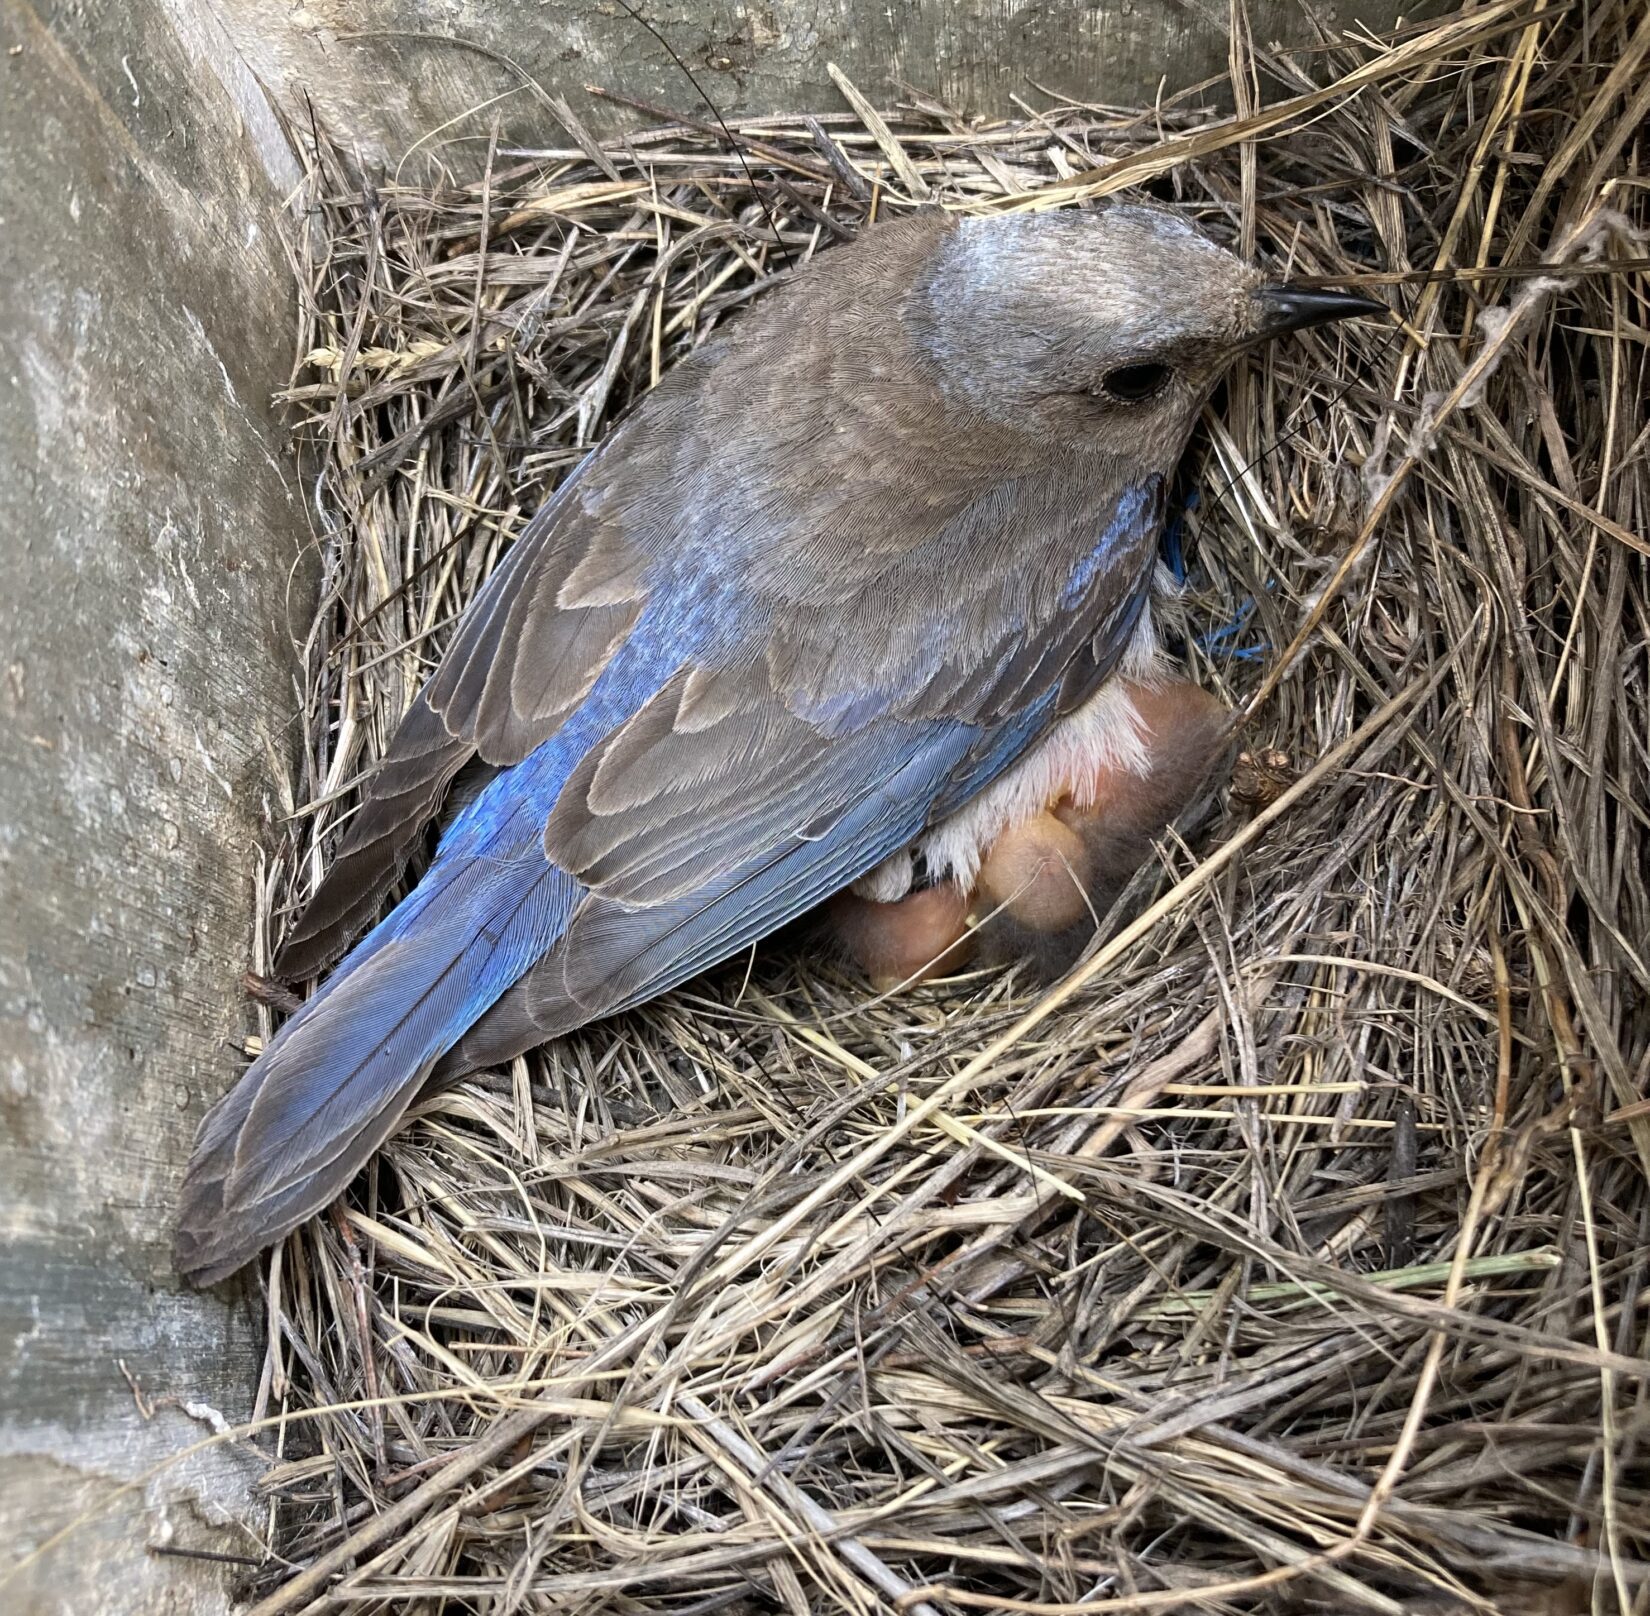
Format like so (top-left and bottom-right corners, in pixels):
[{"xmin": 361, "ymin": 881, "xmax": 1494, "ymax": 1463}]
[
  {"xmin": 176, "ymin": 203, "xmax": 1380, "ymax": 1284},
  {"xmin": 826, "ymin": 676, "xmax": 1234, "ymax": 987}
]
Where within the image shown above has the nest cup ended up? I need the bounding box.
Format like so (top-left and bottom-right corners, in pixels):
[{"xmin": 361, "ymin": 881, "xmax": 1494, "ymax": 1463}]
[{"xmin": 245, "ymin": 9, "xmax": 1649, "ymax": 1610}]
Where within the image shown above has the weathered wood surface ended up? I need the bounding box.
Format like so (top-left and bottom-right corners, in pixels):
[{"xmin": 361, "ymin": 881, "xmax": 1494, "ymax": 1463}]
[
  {"xmin": 223, "ymin": 0, "xmax": 1408, "ymax": 161},
  {"xmin": 0, "ymin": 2, "xmax": 308, "ymax": 1610}
]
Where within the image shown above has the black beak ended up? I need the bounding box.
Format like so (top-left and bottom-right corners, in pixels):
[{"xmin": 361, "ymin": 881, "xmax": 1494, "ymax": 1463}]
[{"xmin": 1252, "ymin": 284, "xmax": 1388, "ymax": 338}]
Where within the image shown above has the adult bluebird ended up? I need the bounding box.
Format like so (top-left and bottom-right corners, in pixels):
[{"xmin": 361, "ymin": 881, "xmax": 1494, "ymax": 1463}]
[{"xmin": 176, "ymin": 205, "xmax": 1379, "ymax": 1283}]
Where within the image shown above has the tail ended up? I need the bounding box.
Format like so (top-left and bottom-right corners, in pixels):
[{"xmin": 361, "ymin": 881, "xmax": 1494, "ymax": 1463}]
[{"xmin": 176, "ymin": 857, "xmax": 576, "ymax": 1284}]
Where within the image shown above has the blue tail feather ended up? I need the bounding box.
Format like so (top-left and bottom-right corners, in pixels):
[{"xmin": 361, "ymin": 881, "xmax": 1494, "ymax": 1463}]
[{"xmin": 174, "ymin": 843, "xmax": 580, "ymax": 1283}]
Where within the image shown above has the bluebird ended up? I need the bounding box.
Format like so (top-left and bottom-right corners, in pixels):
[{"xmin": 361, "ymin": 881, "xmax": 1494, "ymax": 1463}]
[{"xmin": 176, "ymin": 205, "xmax": 1380, "ymax": 1283}]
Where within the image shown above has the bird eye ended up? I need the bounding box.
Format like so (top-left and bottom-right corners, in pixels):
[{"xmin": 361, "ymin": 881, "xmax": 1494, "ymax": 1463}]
[{"xmin": 1100, "ymin": 362, "xmax": 1172, "ymax": 403}]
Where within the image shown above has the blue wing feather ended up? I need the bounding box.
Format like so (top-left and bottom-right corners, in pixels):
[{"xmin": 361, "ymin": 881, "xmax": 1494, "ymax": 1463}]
[
  {"xmin": 184, "ymin": 570, "xmax": 765, "ymax": 1247},
  {"xmin": 556, "ymin": 716, "xmax": 985, "ymax": 1019}
]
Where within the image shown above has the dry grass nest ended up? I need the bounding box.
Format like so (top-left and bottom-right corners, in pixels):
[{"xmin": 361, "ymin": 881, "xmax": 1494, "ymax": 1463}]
[{"xmin": 233, "ymin": 3, "xmax": 1649, "ymax": 1610}]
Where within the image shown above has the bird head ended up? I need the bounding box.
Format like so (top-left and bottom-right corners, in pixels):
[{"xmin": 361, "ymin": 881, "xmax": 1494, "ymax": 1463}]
[{"xmin": 911, "ymin": 204, "xmax": 1383, "ymax": 463}]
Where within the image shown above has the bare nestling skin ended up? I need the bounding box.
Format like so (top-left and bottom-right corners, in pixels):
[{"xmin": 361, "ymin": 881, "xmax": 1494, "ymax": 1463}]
[
  {"xmin": 976, "ymin": 813, "xmax": 1094, "ymax": 933},
  {"xmin": 1003, "ymin": 677, "xmax": 1234, "ymax": 975},
  {"xmin": 826, "ymin": 882, "xmax": 975, "ymax": 990},
  {"xmin": 829, "ymin": 679, "xmax": 1234, "ymax": 985}
]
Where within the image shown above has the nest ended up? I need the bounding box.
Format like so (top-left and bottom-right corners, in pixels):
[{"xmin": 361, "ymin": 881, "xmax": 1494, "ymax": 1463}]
[{"xmin": 236, "ymin": 4, "xmax": 1649, "ymax": 1610}]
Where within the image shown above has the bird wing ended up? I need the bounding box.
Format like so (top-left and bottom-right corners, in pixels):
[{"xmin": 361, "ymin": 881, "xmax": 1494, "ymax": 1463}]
[
  {"xmin": 274, "ymin": 460, "xmax": 650, "ymax": 978},
  {"xmin": 432, "ymin": 478, "xmax": 1164, "ymax": 1068},
  {"xmin": 283, "ymin": 449, "xmax": 1166, "ymax": 1035}
]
